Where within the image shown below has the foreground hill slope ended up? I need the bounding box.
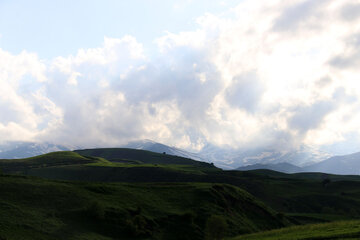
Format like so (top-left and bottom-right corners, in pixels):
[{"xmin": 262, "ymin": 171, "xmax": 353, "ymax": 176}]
[
  {"xmin": 3, "ymin": 149, "xmax": 360, "ymax": 228},
  {"xmin": 0, "ymin": 174, "xmax": 287, "ymax": 240},
  {"xmin": 230, "ymin": 220, "xmax": 360, "ymax": 240}
]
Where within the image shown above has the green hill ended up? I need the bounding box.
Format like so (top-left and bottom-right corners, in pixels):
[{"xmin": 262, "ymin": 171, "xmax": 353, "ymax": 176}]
[
  {"xmin": 74, "ymin": 148, "xmax": 214, "ymax": 167},
  {"xmin": 2, "ymin": 149, "xmax": 360, "ymax": 239},
  {"xmin": 2, "ymin": 151, "xmax": 360, "ymax": 225},
  {"xmin": 0, "ymin": 149, "xmax": 217, "ymax": 181},
  {"xmin": 229, "ymin": 220, "xmax": 360, "ymax": 240},
  {"xmin": 215, "ymin": 170, "xmax": 360, "ymax": 223},
  {"xmin": 0, "ymin": 174, "xmax": 287, "ymax": 240},
  {"xmin": 242, "ymin": 169, "xmax": 360, "ymax": 181},
  {"xmin": 0, "ymin": 151, "xmax": 101, "ymax": 173}
]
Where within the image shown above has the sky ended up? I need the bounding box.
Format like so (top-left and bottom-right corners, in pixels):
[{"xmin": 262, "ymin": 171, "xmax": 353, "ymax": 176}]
[{"xmin": 0, "ymin": 0, "xmax": 360, "ymax": 155}]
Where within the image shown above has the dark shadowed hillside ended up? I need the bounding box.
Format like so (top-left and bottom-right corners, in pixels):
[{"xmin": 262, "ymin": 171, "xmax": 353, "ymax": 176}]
[
  {"xmin": 0, "ymin": 174, "xmax": 288, "ymax": 240},
  {"xmin": 237, "ymin": 162, "xmax": 303, "ymax": 173}
]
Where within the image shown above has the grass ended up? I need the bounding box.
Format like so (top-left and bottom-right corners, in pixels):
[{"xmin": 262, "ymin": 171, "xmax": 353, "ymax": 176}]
[
  {"xmin": 87, "ymin": 161, "xmax": 209, "ymax": 174},
  {"xmin": 208, "ymin": 170, "xmax": 360, "ymax": 223},
  {"xmin": 229, "ymin": 220, "xmax": 360, "ymax": 240},
  {"xmin": 3, "ymin": 149, "xmax": 360, "ymax": 239},
  {"xmin": 74, "ymin": 148, "xmax": 216, "ymax": 168},
  {"xmin": 0, "ymin": 174, "xmax": 288, "ymax": 240},
  {"xmin": 3, "ymin": 150, "xmax": 360, "ymax": 224},
  {"xmin": 0, "ymin": 151, "xmax": 100, "ymax": 173},
  {"xmin": 249, "ymin": 169, "xmax": 360, "ymax": 181}
]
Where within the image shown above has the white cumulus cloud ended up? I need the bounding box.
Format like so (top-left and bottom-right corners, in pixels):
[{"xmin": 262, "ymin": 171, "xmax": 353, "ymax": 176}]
[{"xmin": 0, "ymin": 0, "xmax": 360, "ymax": 155}]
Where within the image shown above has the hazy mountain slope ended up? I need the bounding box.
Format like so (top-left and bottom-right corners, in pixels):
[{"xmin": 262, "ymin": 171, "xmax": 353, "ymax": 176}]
[
  {"xmin": 121, "ymin": 140, "xmax": 331, "ymax": 169},
  {"xmin": 199, "ymin": 144, "xmax": 331, "ymax": 169},
  {"xmin": 122, "ymin": 139, "xmax": 205, "ymax": 161},
  {"xmin": 0, "ymin": 140, "xmax": 332, "ymax": 170},
  {"xmin": 0, "ymin": 141, "xmax": 72, "ymax": 159},
  {"xmin": 237, "ymin": 162, "xmax": 303, "ymax": 173},
  {"xmin": 304, "ymin": 152, "xmax": 360, "ymax": 175}
]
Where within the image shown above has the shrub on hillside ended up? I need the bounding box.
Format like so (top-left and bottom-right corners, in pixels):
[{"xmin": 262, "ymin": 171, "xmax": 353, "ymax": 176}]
[
  {"xmin": 205, "ymin": 215, "xmax": 228, "ymax": 240},
  {"xmin": 86, "ymin": 201, "xmax": 105, "ymax": 220}
]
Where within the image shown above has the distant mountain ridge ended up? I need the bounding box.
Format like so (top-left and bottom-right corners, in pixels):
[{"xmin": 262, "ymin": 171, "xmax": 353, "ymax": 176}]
[
  {"xmin": 122, "ymin": 140, "xmax": 332, "ymax": 169},
  {"xmin": 198, "ymin": 144, "xmax": 331, "ymax": 169},
  {"xmin": 0, "ymin": 140, "xmax": 331, "ymax": 170},
  {"xmin": 2, "ymin": 140, "xmax": 360, "ymax": 175},
  {"xmin": 237, "ymin": 152, "xmax": 360, "ymax": 175},
  {"xmin": 121, "ymin": 139, "xmax": 205, "ymax": 162},
  {"xmin": 303, "ymin": 152, "xmax": 360, "ymax": 175},
  {"xmin": 0, "ymin": 141, "xmax": 72, "ymax": 159}
]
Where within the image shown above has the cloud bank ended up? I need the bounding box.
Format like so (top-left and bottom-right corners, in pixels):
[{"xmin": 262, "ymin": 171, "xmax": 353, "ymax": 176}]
[{"xmin": 1, "ymin": 0, "xmax": 360, "ymax": 154}]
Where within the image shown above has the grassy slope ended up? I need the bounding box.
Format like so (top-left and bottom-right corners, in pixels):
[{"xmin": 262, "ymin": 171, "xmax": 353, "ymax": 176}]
[
  {"xmin": 0, "ymin": 149, "xmax": 219, "ymax": 182},
  {"xmin": 26, "ymin": 166, "xmax": 360, "ymax": 225},
  {"xmin": 74, "ymin": 148, "xmax": 214, "ymax": 168},
  {"xmin": 229, "ymin": 220, "xmax": 360, "ymax": 240},
  {"xmin": 247, "ymin": 169, "xmax": 360, "ymax": 181},
  {"xmin": 0, "ymin": 174, "xmax": 287, "ymax": 240},
  {"xmin": 0, "ymin": 151, "xmax": 101, "ymax": 173},
  {"xmin": 215, "ymin": 170, "xmax": 360, "ymax": 223},
  {"xmin": 2, "ymin": 150, "xmax": 360, "ymax": 228}
]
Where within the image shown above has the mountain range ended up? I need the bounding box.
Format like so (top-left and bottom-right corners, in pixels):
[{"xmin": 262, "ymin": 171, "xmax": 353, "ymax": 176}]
[
  {"xmin": 237, "ymin": 152, "xmax": 360, "ymax": 175},
  {"xmin": 0, "ymin": 141, "xmax": 72, "ymax": 159},
  {"xmin": 303, "ymin": 152, "xmax": 360, "ymax": 175},
  {"xmin": 122, "ymin": 140, "xmax": 332, "ymax": 169},
  {"xmin": 0, "ymin": 140, "xmax": 359, "ymax": 175}
]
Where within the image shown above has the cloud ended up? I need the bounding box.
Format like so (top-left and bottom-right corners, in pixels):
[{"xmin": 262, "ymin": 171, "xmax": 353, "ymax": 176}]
[
  {"xmin": 288, "ymin": 101, "xmax": 336, "ymax": 133},
  {"xmin": 340, "ymin": 2, "xmax": 360, "ymax": 21},
  {"xmin": 272, "ymin": 0, "xmax": 329, "ymax": 32},
  {"xmin": 225, "ymin": 71, "xmax": 264, "ymax": 112},
  {"xmin": 0, "ymin": 0, "xmax": 360, "ymax": 155}
]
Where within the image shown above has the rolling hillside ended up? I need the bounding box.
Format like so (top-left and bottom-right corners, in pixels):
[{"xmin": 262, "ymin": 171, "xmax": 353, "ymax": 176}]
[
  {"xmin": 237, "ymin": 162, "xmax": 303, "ymax": 173},
  {"xmin": 121, "ymin": 139, "xmax": 205, "ymax": 162},
  {"xmin": 74, "ymin": 148, "xmax": 214, "ymax": 167},
  {"xmin": 230, "ymin": 220, "xmax": 360, "ymax": 240},
  {"xmin": 0, "ymin": 149, "xmax": 217, "ymax": 178},
  {"xmin": 0, "ymin": 151, "xmax": 100, "ymax": 173},
  {"xmin": 2, "ymin": 149, "xmax": 360, "ymax": 224},
  {"xmin": 2, "ymin": 149, "xmax": 360, "ymax": 239},
  {"xmin": 0, "ymin": 174, "xmax": 287, "ymax": 240}
]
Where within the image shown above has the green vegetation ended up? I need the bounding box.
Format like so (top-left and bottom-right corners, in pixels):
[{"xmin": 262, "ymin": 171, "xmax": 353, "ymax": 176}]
[
  {"xmin": 0, "ymin": 174, "xmax": 287, "ymax": 240},
  {"xmin": 230, "ymin": 220, "xmax": 360, "ymax": 240},
  {"xmin": 75, "ymin": 148, "xmax": 214, "ymax": 168},
  {"xmin": 2, "ymin": 148, "xmax": 360, "ymax": 239},
  {"xmin": 205, "ymin": 215, "xmax": 228, "ymax": 240},
  {"xmin": 220, "ymin": 170, "xmax": 360, "ymax": 223},
  {"xmin": 0, "ymin": 151, "xmax": 100, "ymax": 173}
]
